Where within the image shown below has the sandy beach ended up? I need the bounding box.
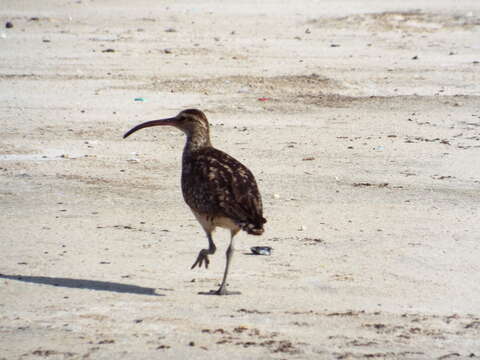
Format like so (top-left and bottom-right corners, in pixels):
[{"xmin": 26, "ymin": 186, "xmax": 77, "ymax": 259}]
[{"xmin": 1, "ymin": 0, "xmax": 480, "ymax": 358}]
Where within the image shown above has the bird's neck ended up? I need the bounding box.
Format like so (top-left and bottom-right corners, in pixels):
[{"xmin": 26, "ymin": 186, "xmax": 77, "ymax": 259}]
[{"xmin": 183, "ymin": 129, "xmax": 212, "ymax": 155}]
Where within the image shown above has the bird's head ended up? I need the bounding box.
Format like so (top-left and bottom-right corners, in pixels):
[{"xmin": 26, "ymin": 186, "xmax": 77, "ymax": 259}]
[{"xmin": 123, "ymin": 109, "xmax": 210, "ymax": 139}]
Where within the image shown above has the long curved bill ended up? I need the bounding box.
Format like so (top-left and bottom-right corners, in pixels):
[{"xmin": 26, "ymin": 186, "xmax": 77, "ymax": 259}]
[{"xmin": 123, "ymin": 118, "xmax": 177, "ymax": 139}]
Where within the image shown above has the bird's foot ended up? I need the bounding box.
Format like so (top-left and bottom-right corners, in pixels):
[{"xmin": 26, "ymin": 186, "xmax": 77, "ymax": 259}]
[
  {"xmin": 213, "ymin": 284, "xmax": 241, "ymax": 296},
  {"xmin": 198, "ymin": 288, "xmax": 241, "ymax": 296},
  {"xmin": 191, "ymin": 249, "xmax": 210, "ymax": 269},
  {"xmin": 214, "ymin": 288, "xmax": 241, "ymax": 296}
]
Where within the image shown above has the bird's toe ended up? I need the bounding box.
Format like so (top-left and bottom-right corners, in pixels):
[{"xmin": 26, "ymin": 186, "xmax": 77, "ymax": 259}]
[
  {"xmin": 213, "ymin": 287, "xmax": 241, "ymax": 296},
  {"xmin": 191, "ymin": 250, "xmax": 210, "ymax": 269}
]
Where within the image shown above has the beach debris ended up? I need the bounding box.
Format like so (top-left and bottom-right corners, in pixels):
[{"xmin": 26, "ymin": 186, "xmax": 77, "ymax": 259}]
[
  {"xmin": 5, "ymin": 22, "xmax": 13, "ymax": 29},
  {"xmin": 353, "ymin": 182, "xmax": 389, "ymax": 188},
  {"xmin": 134, "ymin": 97, "xmax": 145, "ymax": 102},
  {"xmin": 98, "ymin": 339, "xmax": 115, "ymax": 344},
  {"xmin": 303, "ymin": 237, "xmax": 325, "ymax": 245},
  {"xmin": 250, "ymin": 246, "xmax": 272, "ymax": 255}
]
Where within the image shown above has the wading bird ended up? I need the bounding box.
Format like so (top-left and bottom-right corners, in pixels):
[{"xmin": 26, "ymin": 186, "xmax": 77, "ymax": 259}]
[{"xmin": 123, "ymin": 109, "xmax": 266, "ymax": 295}]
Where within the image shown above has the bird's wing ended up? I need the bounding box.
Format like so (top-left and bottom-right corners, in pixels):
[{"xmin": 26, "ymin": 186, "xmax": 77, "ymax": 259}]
[{"xmin": 182, "ymin": 148, "xmax": 265, "ymax": 227}]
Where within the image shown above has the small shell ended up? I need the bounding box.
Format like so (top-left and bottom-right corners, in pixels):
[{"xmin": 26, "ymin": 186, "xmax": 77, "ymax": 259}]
[{"xmin": 250, "ymin": 246, "xmax": 272, "ymax": 256}]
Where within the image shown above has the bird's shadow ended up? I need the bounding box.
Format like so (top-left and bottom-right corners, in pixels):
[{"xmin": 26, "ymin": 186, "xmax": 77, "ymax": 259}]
[{"xmin": 0, "ymin": 274, "xmax": 163, "ymax": 296}]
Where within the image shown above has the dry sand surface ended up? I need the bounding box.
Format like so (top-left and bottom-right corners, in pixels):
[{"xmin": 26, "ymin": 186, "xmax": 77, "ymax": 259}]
[{"xmin": 1, "ymin": 0, "xmax": 480, "ymax": 358}]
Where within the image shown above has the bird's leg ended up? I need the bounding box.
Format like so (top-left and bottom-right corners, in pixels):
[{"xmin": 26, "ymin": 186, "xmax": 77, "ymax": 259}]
[
  {"xmin": 215, "ymin": 229, "xmax": 241, "ymax": 295},
  {"xmin": 191, "ymin": 231, "xmax": 216, "ymax": 269}
]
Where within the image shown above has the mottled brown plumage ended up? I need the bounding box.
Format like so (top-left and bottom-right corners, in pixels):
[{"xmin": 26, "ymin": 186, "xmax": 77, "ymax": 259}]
[{"xmin": 123, "ymin": 109, "xmax": 266, "ymax": 295}]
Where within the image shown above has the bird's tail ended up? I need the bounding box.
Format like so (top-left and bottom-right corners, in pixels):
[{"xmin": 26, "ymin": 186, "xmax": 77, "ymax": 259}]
[{"xmin": 240, "ymin": 216, "xmax": 267, "ymax": 235}]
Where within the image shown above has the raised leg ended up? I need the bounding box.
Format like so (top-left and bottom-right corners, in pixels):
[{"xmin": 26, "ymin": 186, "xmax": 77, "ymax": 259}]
[
  {"xmin": 215, "ymin": 229, "xmax": 240, "ymax": 295},
  {"xmin": 191, "ymin": 232, "xmax": 216, "ymax": 269}
]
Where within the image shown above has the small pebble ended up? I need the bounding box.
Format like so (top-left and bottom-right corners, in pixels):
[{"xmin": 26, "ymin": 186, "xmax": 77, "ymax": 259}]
[
  {"xmin": 5, "ymin": 22, "xmax": 13, "ymax": 29},
  {"xmin": 273, "ymin": 193, "xmax": 280, "ymax": 199},
  {"xmin": 299, "ymin": 225, "xmax": 306, "ymax": 231}
]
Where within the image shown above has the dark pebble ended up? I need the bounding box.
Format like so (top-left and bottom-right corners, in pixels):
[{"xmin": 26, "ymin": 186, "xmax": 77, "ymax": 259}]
[{"xmin": 5, "ymin": 21, "xmax": 13, "ymax": 29}]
